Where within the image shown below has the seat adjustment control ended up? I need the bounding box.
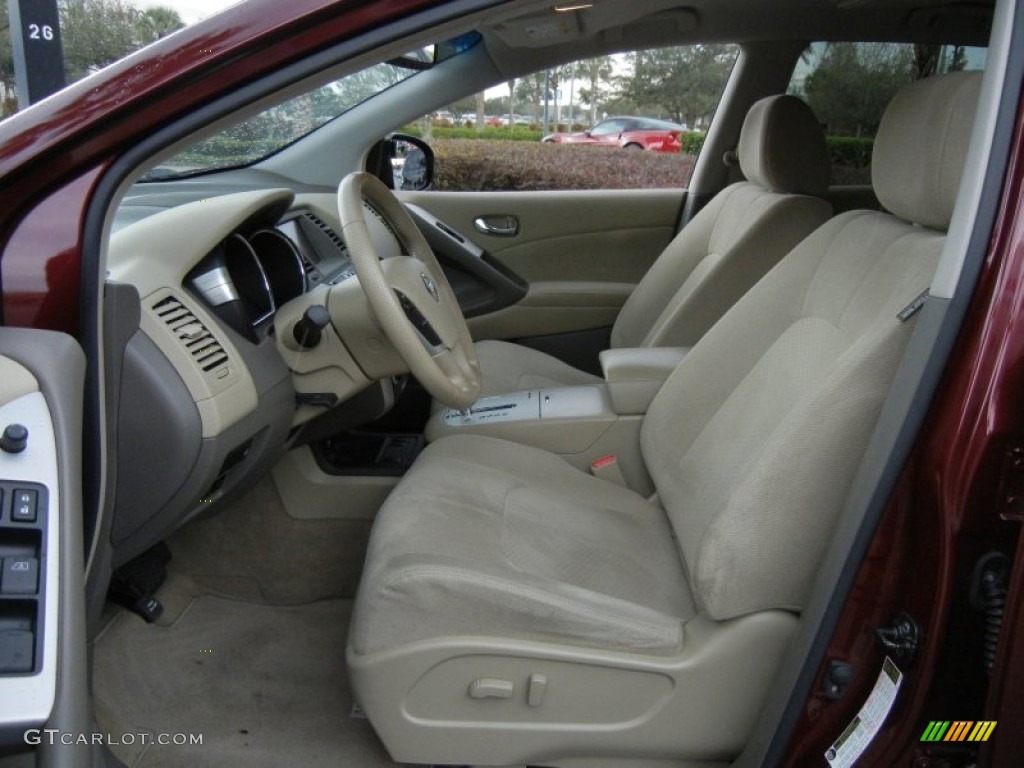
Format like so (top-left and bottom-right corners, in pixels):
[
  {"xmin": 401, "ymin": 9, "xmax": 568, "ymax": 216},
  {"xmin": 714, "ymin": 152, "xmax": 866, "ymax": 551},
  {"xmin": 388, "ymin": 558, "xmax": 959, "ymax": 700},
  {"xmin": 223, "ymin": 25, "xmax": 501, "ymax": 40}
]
[
  {"xmin": 468, "ymin": 678, "xmax": 515, "ymax": 700},
  {"xmin": 527, "ymin": 673, "xmax": 548, "ymax": 707},
  {"xmin": 0, "ymin": 424, "xmax": 28, "ymax": 454}
]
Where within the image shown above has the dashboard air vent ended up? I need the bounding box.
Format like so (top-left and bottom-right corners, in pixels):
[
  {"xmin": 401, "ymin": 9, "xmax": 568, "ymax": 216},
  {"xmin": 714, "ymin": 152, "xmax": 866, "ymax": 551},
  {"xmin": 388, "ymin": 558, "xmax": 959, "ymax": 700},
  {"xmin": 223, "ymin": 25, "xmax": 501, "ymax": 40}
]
[
  {"xmin": 302, "ymin": 212, "xmax": 347, "ymax": 255},
  {"xmin": 152, "ymin": 295, "xmax": 229, "ymax": 373}
]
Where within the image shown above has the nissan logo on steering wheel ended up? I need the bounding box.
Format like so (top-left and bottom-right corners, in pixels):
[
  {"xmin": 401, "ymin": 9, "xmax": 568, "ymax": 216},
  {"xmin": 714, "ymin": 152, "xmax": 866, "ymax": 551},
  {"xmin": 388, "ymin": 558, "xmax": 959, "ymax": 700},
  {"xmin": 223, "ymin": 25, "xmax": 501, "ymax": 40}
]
[{"xmin": 421, "ymin": 272, "xmax": 440, "ymax": 302}]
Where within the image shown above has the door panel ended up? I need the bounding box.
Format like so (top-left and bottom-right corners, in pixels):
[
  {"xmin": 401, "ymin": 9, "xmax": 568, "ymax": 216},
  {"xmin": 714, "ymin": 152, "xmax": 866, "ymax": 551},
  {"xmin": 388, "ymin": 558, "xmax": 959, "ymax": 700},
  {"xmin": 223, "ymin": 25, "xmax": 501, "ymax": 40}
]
[
  {"xmin": 0, "ymin": 331, "xmax": 91, "ymax": 765},
  {"xmin": 398, "ymin": 189, "xmax": 682, "ymax": 340}
]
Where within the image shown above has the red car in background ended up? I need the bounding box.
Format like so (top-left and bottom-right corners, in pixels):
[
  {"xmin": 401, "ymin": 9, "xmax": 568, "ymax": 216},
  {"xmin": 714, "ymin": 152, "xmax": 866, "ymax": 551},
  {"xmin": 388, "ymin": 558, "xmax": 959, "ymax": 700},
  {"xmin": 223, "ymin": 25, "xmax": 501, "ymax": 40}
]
[{"xmin": 542, "ymin": 115, "xmax": 686, "ymax": 151}]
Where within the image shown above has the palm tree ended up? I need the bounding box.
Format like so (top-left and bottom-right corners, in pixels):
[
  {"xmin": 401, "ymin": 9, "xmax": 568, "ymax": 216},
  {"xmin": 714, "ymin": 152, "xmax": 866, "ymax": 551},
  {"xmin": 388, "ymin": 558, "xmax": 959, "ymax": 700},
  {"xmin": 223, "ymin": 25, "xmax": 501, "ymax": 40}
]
[{"xmin": 134, "ymin": 6, "xmax": 184, "ymax": 44}]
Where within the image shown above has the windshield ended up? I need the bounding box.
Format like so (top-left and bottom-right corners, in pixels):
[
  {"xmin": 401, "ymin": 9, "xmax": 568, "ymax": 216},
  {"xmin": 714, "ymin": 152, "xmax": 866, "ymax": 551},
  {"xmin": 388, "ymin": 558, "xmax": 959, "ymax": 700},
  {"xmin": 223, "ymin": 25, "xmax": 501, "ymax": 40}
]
[{"xmin": 144, "ymin": 34, "xmax": 479, "ymax": 181}]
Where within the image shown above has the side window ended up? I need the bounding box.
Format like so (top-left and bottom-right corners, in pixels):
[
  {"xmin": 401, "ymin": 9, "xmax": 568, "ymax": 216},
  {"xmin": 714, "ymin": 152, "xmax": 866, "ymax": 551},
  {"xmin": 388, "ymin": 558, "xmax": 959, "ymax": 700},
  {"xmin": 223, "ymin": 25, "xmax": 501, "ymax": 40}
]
[
  {"xmin": 591, "ymin": 118, "xmax": 628, "ymax": 136},
  {"xmin": 789, "ymin": 42, "xmax": 987, "ymax": 185},
  {"xmin": 407, "ymin": 44, "xmax": 739, "ymax": 192}
]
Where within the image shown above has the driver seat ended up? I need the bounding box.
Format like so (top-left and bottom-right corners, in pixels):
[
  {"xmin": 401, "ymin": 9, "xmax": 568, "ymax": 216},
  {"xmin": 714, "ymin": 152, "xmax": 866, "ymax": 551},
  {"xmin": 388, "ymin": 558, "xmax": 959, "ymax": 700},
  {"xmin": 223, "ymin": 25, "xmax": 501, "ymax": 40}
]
[
  {"xmin": 472, "ymin": 92, "xmax": 833, "ymax": 397},
  {"xmin": 348, "ymin": 71, "xmax": 981, "ymax": 766}
]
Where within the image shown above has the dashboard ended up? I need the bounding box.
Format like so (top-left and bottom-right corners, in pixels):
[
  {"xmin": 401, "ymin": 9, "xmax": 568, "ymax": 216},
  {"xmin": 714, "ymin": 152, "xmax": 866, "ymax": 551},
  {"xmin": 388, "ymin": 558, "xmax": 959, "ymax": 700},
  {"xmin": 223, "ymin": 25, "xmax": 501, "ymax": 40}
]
[
  {"xmin": 103, "ymin": 186, "xmax": 524, "ymax": 567},
  {"xmin": 103, "ymin": 188, "xmax": 395, "ymax": 567}
]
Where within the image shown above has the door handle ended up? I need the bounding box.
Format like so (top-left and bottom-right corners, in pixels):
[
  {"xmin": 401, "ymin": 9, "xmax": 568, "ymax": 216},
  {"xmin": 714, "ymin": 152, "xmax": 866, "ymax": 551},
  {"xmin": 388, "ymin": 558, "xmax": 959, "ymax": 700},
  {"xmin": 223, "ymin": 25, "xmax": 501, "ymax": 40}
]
[{"xmin": 473, "ymin": 215, "xmax": 519, "ymax": 237}]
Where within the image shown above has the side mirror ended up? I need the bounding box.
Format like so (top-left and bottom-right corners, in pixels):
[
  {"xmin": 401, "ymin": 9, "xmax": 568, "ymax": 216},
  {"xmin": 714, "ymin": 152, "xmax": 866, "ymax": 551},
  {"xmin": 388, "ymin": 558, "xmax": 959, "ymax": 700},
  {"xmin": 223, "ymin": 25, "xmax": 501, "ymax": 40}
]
[{"xmin": 368, "ymin": 133, "xmax": 435, "ymax": 191}]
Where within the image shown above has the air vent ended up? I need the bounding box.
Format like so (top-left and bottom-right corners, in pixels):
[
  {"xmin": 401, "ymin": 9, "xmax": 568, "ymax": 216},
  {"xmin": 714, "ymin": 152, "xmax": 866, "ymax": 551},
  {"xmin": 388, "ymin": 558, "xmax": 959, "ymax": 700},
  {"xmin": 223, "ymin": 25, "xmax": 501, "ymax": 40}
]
[
  {"xmin": 302, "ymin": 212, "xmax": 347, "ymax": 254},
  {"xmin": 152, "ymin": 295, "xmax": 230, "ymax": 373},
  {"xmin": 298, "ymin": 252, "xmax": 317, "ymax": 276}
]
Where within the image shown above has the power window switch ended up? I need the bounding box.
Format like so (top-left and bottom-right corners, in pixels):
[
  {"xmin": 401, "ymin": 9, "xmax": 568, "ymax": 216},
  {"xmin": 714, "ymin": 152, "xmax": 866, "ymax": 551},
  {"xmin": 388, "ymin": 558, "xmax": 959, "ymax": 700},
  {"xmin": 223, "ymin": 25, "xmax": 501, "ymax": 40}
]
[
  {"xmin": 0, "ymin": 630, "xmax": 34, "ymax": 673},
  {"xmin": 12, "ymin": 489, "xmax": 38, "ymax": 522},
  {"xmin": 1, "ymin": 557, "xmax": 39, "ymax": 594}
]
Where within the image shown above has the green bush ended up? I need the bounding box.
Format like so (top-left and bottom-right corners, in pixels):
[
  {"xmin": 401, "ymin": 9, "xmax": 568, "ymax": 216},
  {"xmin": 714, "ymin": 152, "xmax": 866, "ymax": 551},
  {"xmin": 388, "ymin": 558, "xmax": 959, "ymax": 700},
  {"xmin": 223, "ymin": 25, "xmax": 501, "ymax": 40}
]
[
  {"xmin": 679, "ymin": 132, "xmax": 706, "ymax": 155},
  {"xmin": 432, "ymin": 139, "xmax": 695, "ymax": 191},
  {"xmin": 405, "ymin": 125, "xmax": 544, "ymax": 142}
]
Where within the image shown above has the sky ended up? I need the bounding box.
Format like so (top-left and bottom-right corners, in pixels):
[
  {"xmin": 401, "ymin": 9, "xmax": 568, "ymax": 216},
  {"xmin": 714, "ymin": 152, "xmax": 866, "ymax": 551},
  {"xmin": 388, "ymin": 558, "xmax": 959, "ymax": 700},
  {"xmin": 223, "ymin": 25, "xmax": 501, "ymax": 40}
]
[{"xmin": 132, "ymin": 0, "xmax": 242, "ymax": 24}]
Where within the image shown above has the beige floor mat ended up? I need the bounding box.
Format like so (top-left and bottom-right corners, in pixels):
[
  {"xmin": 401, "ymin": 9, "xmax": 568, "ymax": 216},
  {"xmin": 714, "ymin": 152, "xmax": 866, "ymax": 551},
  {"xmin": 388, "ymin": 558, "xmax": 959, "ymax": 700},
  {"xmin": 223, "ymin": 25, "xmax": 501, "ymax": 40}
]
[{"xmin": 92, "ymin": 595, "xmax": 400, "ymax": 768}]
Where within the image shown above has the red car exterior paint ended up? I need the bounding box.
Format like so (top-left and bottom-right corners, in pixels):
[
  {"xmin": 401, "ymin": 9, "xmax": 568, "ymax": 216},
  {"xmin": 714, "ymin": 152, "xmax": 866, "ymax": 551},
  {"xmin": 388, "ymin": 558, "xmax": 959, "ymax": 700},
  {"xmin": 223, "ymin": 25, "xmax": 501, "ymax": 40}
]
[
  {"xmin": 782, "ymin": 89, "xmax": 1024, "ymax": 767},
  {"xmin": 543, "ymin": 117, "xmax": 686, "ymax": 152},
  {"xmin": 0, "ymin": 0, "xmax": 446, "ymax": 334}
]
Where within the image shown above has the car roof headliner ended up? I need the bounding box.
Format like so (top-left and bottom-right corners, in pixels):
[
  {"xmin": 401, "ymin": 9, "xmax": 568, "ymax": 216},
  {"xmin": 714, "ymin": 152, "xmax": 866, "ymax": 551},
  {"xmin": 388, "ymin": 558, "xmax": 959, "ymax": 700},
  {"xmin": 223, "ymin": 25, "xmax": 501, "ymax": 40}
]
[{"xmin": 479, "ymin": 0, "xmax": 993, "ymax": 76}]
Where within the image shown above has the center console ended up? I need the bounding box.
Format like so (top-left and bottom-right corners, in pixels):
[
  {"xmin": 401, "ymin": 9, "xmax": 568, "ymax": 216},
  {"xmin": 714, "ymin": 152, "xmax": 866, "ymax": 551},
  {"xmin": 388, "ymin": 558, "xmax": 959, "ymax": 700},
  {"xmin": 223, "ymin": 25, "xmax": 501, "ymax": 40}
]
[
  {"xmin": 425, "ymin": 347, "xmax": 690, "ymax": 496},
  {"xmin": 427, "ymin": 385, "xmax": 651, "ymax": 492}
]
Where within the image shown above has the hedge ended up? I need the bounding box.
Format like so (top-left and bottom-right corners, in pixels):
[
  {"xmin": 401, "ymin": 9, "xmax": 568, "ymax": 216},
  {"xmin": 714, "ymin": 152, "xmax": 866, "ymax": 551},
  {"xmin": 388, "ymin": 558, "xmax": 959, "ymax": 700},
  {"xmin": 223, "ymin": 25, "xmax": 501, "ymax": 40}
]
[
  {"xmin": 432, "ymin": 138, "xmax": 695, "ymax": 191},
  {"xmin": 402, "ymin": 129, "xmax": 869, "ymax": 167},
  {"xmin": 165, "ymin": 129, "xmax": 872, "ymax": 185}
]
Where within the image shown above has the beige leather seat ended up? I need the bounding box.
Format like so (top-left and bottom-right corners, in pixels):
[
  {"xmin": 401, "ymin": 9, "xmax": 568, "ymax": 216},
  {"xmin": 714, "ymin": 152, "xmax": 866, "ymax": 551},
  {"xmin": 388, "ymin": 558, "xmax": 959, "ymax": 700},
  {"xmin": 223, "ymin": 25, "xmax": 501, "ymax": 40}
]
[
  {"xmin": 348, "ymin": 72, "xmax": 981, "ymax": 766},
  {"xmin": 473, "ymin": 93, "xmax": 833, "ymax": 396}
]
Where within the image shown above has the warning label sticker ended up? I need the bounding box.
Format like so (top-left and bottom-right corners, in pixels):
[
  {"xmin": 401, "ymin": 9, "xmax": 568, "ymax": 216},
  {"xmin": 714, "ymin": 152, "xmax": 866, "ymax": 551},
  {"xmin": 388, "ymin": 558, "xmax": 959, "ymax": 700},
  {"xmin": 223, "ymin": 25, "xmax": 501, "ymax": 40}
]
[{"xmin": 824, "ymin": 656, "xmax": 903, "ymax": 768}]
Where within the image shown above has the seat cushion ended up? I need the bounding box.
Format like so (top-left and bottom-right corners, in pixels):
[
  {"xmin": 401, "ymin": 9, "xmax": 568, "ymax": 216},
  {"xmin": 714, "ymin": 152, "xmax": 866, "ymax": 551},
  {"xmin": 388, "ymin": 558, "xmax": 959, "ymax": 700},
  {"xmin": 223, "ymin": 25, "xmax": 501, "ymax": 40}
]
[
  {"xmin": 473, "ymin": 339, "xmax": 603, "ymax": 397},
  {"xmin": 350, "ymin": 434, "xmax": 695, "ymax": 656}
]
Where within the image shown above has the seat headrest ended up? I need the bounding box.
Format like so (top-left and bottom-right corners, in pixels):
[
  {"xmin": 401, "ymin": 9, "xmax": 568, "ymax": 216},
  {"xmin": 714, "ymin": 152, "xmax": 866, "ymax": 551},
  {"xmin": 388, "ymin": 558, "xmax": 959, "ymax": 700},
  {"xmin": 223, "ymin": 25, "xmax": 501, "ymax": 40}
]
[
  {"xmin": 872, "ymin": 71, "xmax": 982, "ymax": 231},
  {"xmin": 738, "ymin": 94, "xmax": 831, "ymax": 197}
]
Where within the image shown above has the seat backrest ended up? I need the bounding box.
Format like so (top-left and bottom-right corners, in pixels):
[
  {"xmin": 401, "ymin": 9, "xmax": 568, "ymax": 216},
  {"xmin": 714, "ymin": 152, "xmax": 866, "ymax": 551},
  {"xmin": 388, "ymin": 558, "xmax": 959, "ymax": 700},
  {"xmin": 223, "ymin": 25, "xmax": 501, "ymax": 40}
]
[
  {"xmin": 641, "ymin": 71, "xmax": 982, "ymax": 621},
  {"xmin": 610, "ymin": 94, "xmax": 833, "ymax": 350}
]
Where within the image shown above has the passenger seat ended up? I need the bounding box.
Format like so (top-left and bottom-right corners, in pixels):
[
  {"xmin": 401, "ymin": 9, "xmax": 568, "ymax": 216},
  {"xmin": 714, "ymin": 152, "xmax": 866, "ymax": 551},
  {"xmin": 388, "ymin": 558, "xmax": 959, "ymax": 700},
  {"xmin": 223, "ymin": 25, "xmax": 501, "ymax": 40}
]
[{"xmin": 472, "ymin": 93, "xmax": 834, "ymax": 397}]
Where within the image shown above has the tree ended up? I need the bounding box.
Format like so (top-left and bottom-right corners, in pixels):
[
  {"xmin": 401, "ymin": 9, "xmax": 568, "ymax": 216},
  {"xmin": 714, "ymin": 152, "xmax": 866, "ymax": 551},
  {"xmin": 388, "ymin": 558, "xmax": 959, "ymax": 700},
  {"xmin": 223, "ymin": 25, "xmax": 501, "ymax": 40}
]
[
  {"xmin": 515, "ymin": 72, "xmax": 546, "ymax": 125},
  {"xmin": 1, "ymin": 5, "xmax": 15, "ymax": 116},
  {"xmin": 474, "ymin": 91, "xmax": 485, "ymax": 131},
  {"xmin": 618, "ymin": 44, "xmax": 736, "ymax": 127},
  {"xmin": 804, "ymin": 43, "xmax": 913, "ymax": 136},
  {"xmin": 135, "ymin": 6, "xmax": 183, "ymax": 43},
  {"xmin": 2, "ymin": 0, "xmax": 185, "ymax": 111},
  {"xmin": 578, "ymin": 56, "xmax": 614, "ymax": 125},
  {"xmin": 60, "ymin": 0, "xmax": 184, "ymax": 81}
]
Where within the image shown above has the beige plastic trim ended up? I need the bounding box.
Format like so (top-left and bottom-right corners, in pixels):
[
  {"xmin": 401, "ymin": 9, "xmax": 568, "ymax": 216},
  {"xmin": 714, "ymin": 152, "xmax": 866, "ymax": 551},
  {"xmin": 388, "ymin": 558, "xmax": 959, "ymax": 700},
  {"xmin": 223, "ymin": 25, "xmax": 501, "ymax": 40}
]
[
  {"xmin": 293, "ymin": 192, "xmax": 343, "ymax": 230},
  {"xmin": 397, "ymin": 189, "xmax": 678, "ymax": 285},
  {"xmin": 0, "ymin": 357, "xmax": 38, "ymax": 404},
  {"xmin": 426, "ymin": 386, "xmax": 653, "ymax": 494},
  {"xmin": 600, "ymin": 347, "xmax": 689, "ymax": 415},
  {"xmin": 468, "ymin": 281, "xmax": 632, "ymax": 340},
  {"xmin": 107, "ymin": 190, "xmax": 295, "ymax": 437},
  {"xmin": 108, "ymin": 188, "xmax": 295, "ymax": 296},
  {"xmin": 274, "ymin": 284, "xmax": 374, "ymax": 427},
  {"xmin": 347, "ymin": 611, "xmax": 798, "ymax": 766},
  {"xmin": 138, "ymin": 288, "xmax": 257, "ymax": 438},
  {"xmin": 271, "ymin": 444, "xmax": 398, "ymax": 520}
]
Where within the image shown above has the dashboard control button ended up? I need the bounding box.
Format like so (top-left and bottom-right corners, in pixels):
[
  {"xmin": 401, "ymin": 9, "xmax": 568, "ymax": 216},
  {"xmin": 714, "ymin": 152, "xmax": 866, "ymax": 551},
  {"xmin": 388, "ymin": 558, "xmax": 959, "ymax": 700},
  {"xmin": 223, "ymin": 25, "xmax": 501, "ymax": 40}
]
[
  {"xmin": 11, "ymin": 489, "xmax": 37, "ymax": 522},
  {"xmin": 0, "ymin": 424, "xmax": 28, "ymax": 454},
  {"xmin": 1, "ymin": 557, "xmax": 39, "ymax": 595},
  {"xmin": 0, "ymin": 630, "xmax": 34, "ymax": 673}
]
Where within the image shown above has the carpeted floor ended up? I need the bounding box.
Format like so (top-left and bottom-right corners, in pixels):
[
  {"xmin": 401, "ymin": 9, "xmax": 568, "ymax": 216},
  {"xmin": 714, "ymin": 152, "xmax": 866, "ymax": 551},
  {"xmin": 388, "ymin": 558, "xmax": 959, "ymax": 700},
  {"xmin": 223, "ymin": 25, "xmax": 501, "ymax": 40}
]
[{"xmin": 92, "ymin": 593, "xmax": 401, "ymax": 768}]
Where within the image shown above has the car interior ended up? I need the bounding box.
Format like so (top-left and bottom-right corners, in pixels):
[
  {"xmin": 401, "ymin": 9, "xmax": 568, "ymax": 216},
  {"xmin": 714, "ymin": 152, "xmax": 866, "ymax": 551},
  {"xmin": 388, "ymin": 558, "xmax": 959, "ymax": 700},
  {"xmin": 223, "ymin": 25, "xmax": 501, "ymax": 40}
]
[{"xmin": 2, "ymin": 0, "xmax": 1019, "ymax": 766}]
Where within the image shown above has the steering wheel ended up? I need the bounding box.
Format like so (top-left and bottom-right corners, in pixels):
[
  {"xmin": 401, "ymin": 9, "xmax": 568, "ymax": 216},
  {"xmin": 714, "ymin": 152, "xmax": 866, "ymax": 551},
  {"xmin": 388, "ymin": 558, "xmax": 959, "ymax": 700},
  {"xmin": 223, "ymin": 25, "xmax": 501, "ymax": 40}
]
[{"xmin": 337, "ymin": 172, "xmax": 480, "ymax": 410}]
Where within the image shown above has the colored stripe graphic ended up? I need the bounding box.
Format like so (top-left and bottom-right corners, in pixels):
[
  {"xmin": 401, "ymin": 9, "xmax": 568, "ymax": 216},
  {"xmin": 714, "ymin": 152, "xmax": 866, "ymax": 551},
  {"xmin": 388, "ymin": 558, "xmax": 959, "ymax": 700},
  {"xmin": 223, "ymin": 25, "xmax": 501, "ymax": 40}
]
[
  {"xmin": 945, "ymin": 721, "xmax": 973, "ymax": 741},
  {"xmin": 920, "ymin": 721, "xmax": 949, "ymax": 741},
  {"xmin": 921, "ymin": 720, "xmax": 997, "ymax": 742},
  {"xmin": 968, "ymin": 721, "xmax": 997, "ymax": 742}
]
